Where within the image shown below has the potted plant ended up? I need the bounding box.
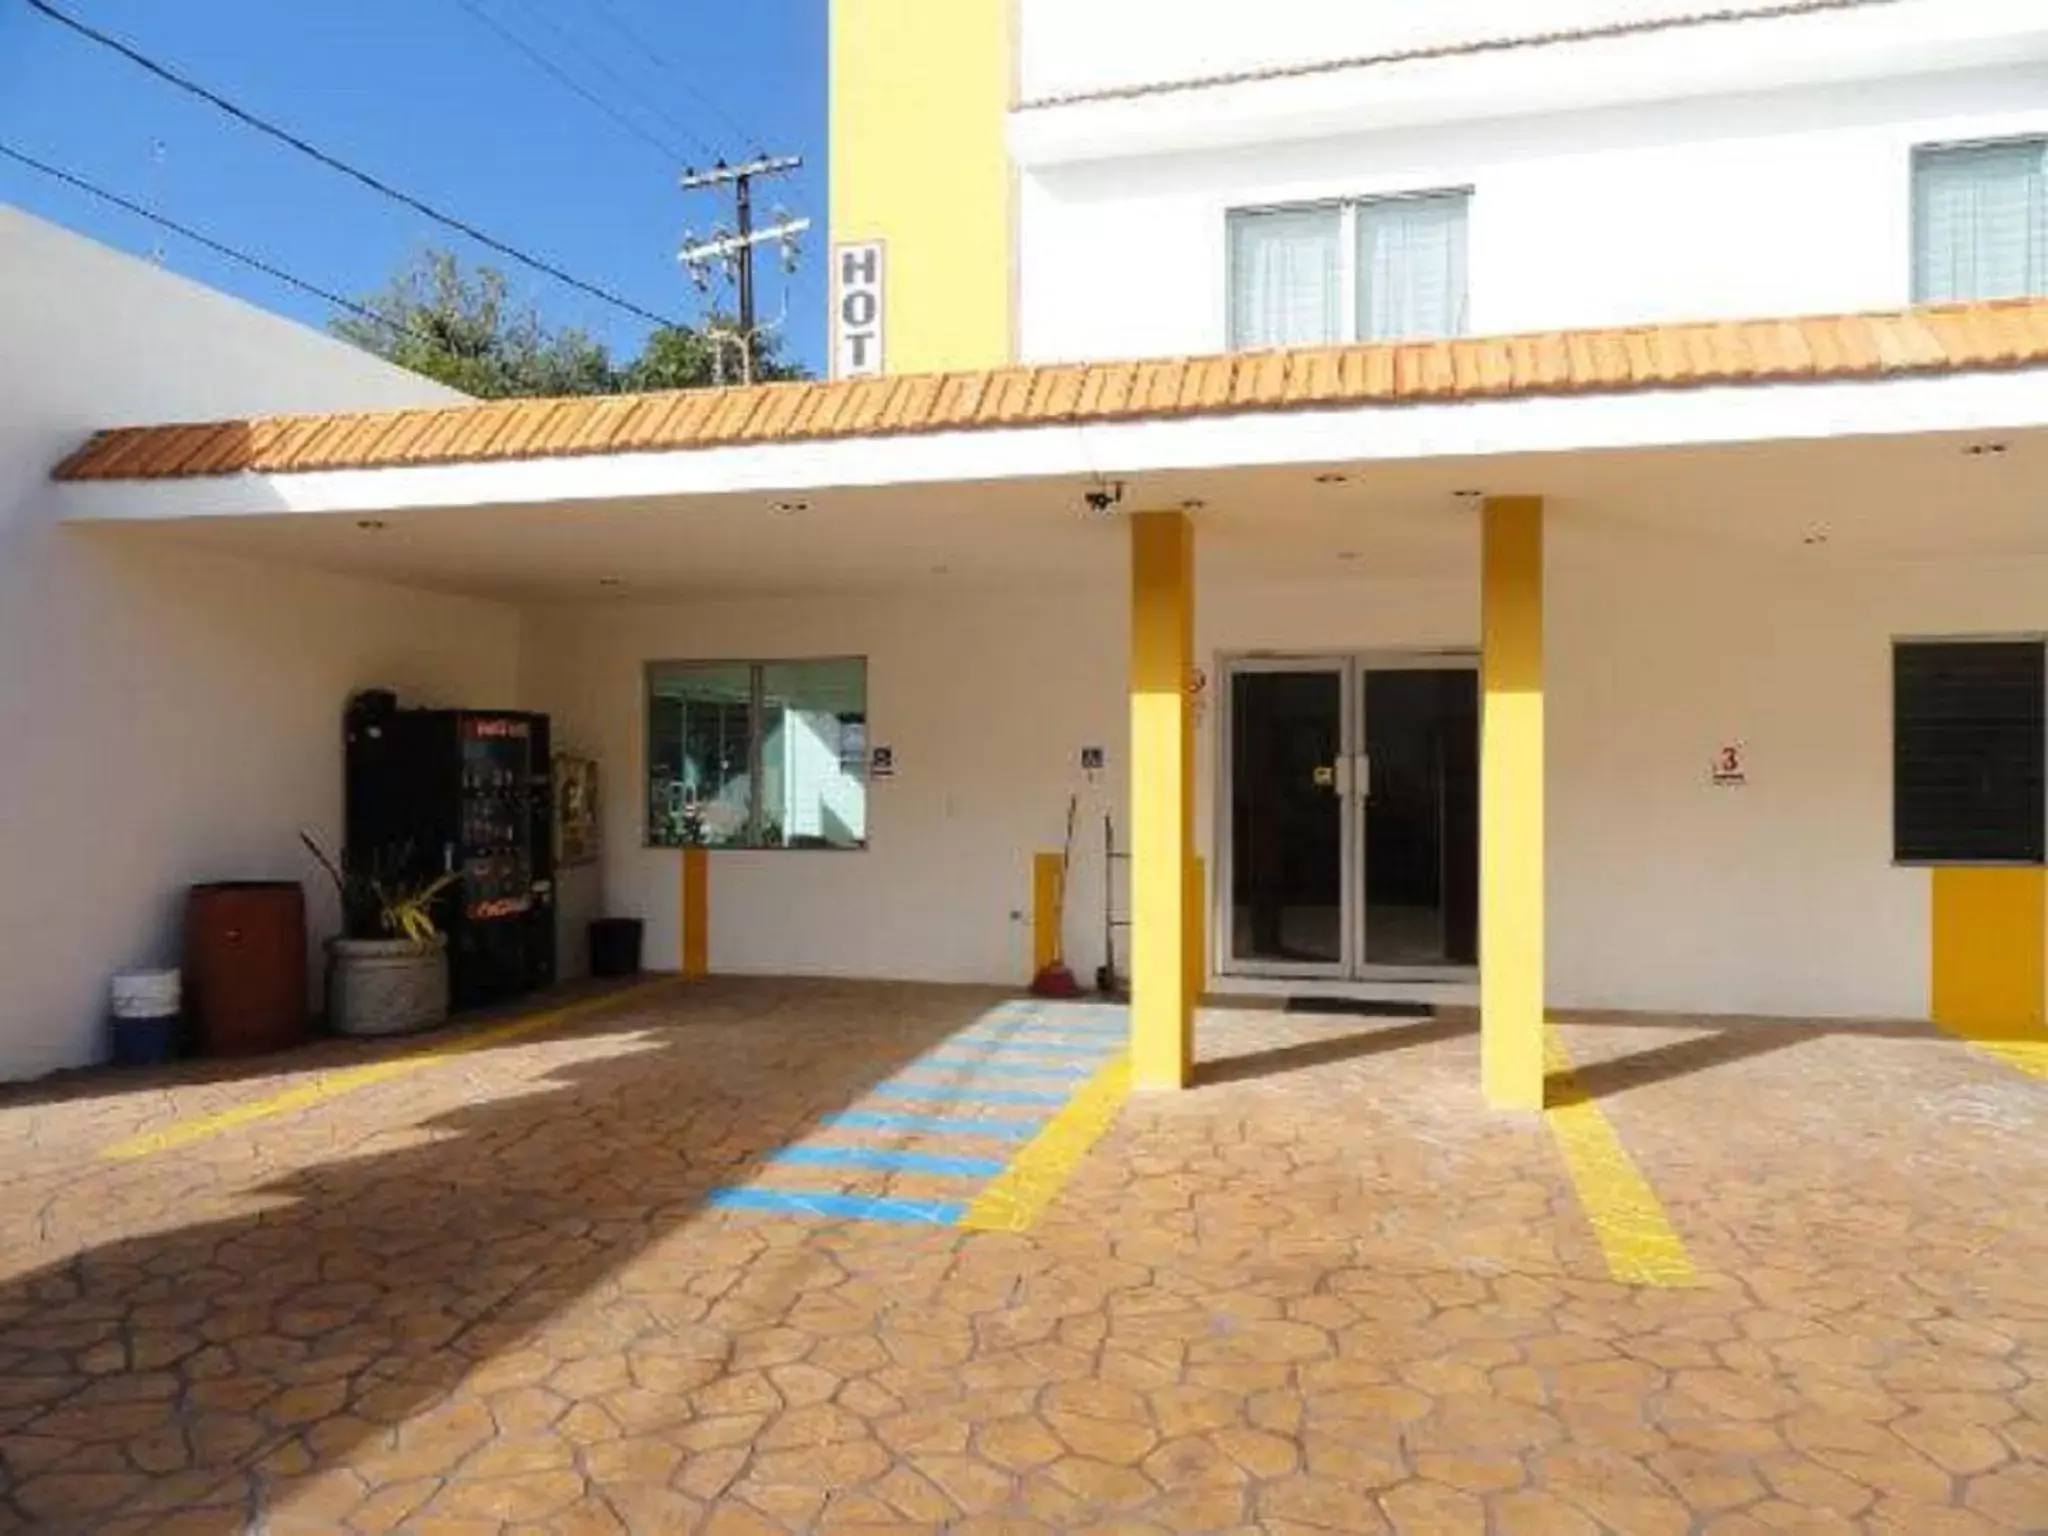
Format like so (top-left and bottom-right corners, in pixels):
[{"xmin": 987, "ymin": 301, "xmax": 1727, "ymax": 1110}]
[{"xmin": 300, "ymin": 832, "xmax": 458, "ymax": 1037}]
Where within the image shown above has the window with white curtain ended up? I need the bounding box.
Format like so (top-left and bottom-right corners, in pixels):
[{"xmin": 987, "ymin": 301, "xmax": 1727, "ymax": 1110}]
[
  {"xmin": 1228, "ymin": 205, "xmax": 1342, "ymax": 349},
  {"xmin": 1358, "ymin": 191, "xmax": 1469, "ymax": 341},
  {"xmin": 1914, "ymin": 139, "xmax": 2048, "ymax": 305},
  {"xmin": 1228, "ymin": 190, "xmax": 1470, "ymax": 349}
]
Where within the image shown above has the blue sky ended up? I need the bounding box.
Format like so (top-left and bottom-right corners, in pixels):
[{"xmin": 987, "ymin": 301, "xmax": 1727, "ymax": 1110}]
[{"xmin": 0, "ymin": 0, "xmax": 830, "ymax": 373}]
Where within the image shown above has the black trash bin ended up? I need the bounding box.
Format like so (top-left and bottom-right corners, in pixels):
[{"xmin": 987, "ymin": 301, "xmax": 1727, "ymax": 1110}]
[{"xmin": 588, "ymin": 918, "xmax": 644, "ymax": 978}]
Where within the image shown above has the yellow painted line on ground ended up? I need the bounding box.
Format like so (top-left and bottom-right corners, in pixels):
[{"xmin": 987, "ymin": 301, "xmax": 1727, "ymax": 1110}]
[
  {"xmin": 1543, "ymin": 1027, "xmax": 1699, "ymax": 1288},
  {"xmin": 100, "ymin": 977, "xmax": 683, "ymax": 1162},
  {"xmin": 958, "ymin": 1052, "xmax": 1131, "ymax": 1233},
  {"xmin": 1934, "ymin": 1024, "xmax": 2048, "ymax": 1081}
]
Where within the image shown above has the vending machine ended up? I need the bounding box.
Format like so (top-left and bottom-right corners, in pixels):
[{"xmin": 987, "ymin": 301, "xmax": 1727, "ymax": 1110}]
[{"xmin": 344, "ymin": 694, "xmax": 556, "ymax": 1010}]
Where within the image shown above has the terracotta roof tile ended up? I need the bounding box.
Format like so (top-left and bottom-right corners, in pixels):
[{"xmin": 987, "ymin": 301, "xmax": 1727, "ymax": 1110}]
[{"xmin": 52, "ymin": 299, "xmax": 2048, "ymax": 484}]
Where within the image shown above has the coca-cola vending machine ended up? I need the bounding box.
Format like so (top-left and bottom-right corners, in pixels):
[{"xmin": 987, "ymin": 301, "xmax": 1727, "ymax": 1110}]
[{"xmin": 345, "ymin": 693, "xmax": 556, "ymax": 1010}]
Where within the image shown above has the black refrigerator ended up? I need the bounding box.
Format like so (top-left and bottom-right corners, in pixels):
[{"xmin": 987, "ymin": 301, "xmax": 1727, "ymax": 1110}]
[{"xmin": 345, "ymin": 696, "xmax": 556, "ymax": 1010}]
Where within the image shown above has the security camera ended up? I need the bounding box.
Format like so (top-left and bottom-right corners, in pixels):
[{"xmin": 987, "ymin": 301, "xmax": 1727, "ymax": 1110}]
[{"xmin": 1082, "ymin": 480, "xmax": 1126, "ymax": 515}]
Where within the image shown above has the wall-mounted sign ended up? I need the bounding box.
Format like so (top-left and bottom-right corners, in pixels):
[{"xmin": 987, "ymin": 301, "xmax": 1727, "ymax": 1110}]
[
  {"xmin": 870, "ymin": 744, "xmax": 895, "ymax": 780},
  {"xmin": 1711, "ymin": 742, "xmax": 1747, "ymax": 787},
  {"xmin": 552, "ymin": 753, "xmax": 601, "ymax": 866},
  {"xmin": 833, "ymin": 241, "xmax": 885, "ymax": 379}
]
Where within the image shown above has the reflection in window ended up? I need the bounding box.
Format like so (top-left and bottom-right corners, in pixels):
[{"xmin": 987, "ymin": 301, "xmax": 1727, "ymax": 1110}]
[{"xmin": 647, "ymin": 659, "xmax": 868, "ymax": 850}]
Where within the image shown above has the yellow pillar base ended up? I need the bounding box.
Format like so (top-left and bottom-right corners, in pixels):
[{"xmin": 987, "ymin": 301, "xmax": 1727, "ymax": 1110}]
[
  {"xmin": 1130, "ymin": 511, "xmax": 1197, "ymax": 1091},
  {"xmin": 1032, "ymin": 850, "xmax": 1064, "ymax": 979},
  {"xmin": 681, "ymin": 847, "xmax": 709, "ymax": 980},
  {"xmin": 1932, "ymin": 866, "xmax": 2046, "ymax": 1040},
  {"xmin": 1480, "ymin": 496, "xmax": 1546, "ymax": 1110}
]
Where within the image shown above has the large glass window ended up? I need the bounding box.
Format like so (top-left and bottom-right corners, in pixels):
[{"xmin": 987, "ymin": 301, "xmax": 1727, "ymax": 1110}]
[
  {"xmin": 647, "ymin": 658, "xmax": 868, "ymax": 849},
  {"xmin": 1914, "ymin": 139, "xmax": 2048, "ymax": 304},
  {"xmin": 1228, "ymin": 190, "xmax": 1470, "ymax": 349}
]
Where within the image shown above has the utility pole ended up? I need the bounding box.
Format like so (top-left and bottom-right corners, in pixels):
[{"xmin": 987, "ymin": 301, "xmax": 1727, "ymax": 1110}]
[{"xmin": 679, "ymin": 155, "xmax": 807, "ymax": 385}]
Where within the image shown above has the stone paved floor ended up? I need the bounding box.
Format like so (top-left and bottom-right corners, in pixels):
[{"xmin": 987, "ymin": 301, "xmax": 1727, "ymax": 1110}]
[{"xmin": 0, "ymin": 977, "xmax": 2044, "ymax": 1534}]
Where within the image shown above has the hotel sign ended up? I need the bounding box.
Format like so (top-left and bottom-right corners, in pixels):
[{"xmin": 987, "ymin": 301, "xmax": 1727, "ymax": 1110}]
[{"xmin": 833, "ymin": 241, "xmax": 885, "ymax": 378}]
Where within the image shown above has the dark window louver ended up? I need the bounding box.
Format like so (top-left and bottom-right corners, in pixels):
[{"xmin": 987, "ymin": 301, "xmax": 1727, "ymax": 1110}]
[{"xmin": 1894, "ymin": 641, "xmax": 2045, "ymax": 864}]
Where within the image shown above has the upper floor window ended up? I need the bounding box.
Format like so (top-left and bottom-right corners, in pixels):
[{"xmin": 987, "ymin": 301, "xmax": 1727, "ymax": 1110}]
[
  {"xmin": 1913, "ymin": 139, "xmax": 2048, "ymax": 305},
  {"xmin": 1229, "ymin": 189, "xmax": 1469, "ymax": 350}
]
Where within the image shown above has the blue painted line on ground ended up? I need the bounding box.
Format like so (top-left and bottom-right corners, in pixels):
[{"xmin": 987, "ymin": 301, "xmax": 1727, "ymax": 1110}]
[
  {"xmin": 984, "ymin": 1012, "xmax": 1125, "ymax": 1032},
  {"xmin": 706, "ymin": 1188, "xmax": 965, "ymax": 1225},
  {"xmin": 868, "ymin": 1083, "xmax": 1072, "ymax": 1106},
  {"xmin": 766, "ymin": 1146, "xmax": 1007, "ymax": 1177},
  {"xmin": 822, "ymin": 1111, "xmax": 1044, "ymax": 1140},
  {"xmin": 946, "ymin": 1033, "xmax": 1120, "ymax": 1056},
  {"xmin": 914, "ymin": 1056, "xmax": 1093, "ymax": 1079}
]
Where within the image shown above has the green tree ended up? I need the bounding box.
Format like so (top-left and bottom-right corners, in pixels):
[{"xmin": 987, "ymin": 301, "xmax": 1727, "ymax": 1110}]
[
  {"xmin": 623, "ymin": 315, "xmax": 803, "ymax": 390},
  {"xmin": 335, "ymin": 250, "xmax": 806, "ymax": 399}
]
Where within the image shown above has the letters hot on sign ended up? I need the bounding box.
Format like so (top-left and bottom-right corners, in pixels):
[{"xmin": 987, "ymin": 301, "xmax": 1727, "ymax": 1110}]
[{"xmin": 833, "ymin": 241, "xmax": 885, "ymax": 379}]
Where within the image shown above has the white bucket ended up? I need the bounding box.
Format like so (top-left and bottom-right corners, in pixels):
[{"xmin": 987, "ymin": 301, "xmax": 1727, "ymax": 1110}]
[{"xmin": 110, "ymin": 968, "xmax": 181, "ymax": 1020}]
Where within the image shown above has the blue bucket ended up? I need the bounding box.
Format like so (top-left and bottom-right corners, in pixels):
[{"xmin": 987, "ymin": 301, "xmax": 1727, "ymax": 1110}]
[
  {"xmin": 110, "ymin": 969, "xmax": 181, "ymax": 1067},
  {"xmin": 110, "ymin": 1013, "xmax": 178, "ymax": 1066}
]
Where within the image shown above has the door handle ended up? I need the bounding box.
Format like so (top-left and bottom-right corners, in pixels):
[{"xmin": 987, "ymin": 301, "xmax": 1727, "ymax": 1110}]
[{"xmin": 1328, "ymin": 759, "xmax": 1349, "ymax": 796}]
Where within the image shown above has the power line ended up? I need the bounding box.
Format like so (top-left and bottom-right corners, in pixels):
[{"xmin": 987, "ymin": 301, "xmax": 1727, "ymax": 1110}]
[
  {"xmin": 19, "ymin": 0, "xmax": 686, "ymax": 330},
  {"xmin": 495, "ymin": 0, "xmax": 723, "ymax": 163},
  {"xmin": 588, "ymin": 0, "xmax": 764, "ymax": 156},
  {"xmin": 446, "ymin": 0, "xmax": 699, "ymax": 166},
  {"xmin": 0, "ymin": 139, "xmax": 404, "ymax": 336}
]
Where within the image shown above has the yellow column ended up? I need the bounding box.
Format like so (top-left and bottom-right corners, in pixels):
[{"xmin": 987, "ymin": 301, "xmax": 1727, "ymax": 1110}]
[
  {"xmin": 681, "ymin": 847, "xmax": 709, "ymax": 980},
  {"xmin": 1481, "ymin": 496, "xmax": 1546, "ymax": 1109},
  {"xmin": 1130, "ymin": 511, "xmax": 1197, "ymax": 1090}
]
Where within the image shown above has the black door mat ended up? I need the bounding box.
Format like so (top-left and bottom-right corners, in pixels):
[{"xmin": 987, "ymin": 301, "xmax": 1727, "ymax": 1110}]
[{"xmin": 1284, "ymin": 997, "xmax": 1437, "ymax": 1018}]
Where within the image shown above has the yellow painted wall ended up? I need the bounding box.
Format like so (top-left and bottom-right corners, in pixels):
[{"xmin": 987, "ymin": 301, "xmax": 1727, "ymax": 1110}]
[
  {"xmin": 830, "ymin": 0, "xmax": 1014, "ymax": 374},
  {"xmin": 1931, "ymin": 867, "xmax": 2046, "ymax": 1039}
]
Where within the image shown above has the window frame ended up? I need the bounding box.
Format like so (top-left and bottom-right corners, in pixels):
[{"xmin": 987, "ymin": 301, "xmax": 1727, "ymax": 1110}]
[
  {"xmin": 1891, "ymin": 635, "xmax": 2048, "ymax": 868},
  {"xmin": 1910, "ymin": 134, "xmax": 2048, "ymax": 307},
  {"xmin": 643, "ymin": 655, "xmax": 870, "ymax": 853},
  {"xmin": 1224, "ymin": 185, "xmax": 1473, "ymax": 350}
]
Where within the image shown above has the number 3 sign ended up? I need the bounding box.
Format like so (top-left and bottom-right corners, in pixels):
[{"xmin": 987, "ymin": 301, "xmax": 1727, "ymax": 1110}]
[{"xmin": 1711, "ymin": 743, "xmax": 1747, "ymax": 787}]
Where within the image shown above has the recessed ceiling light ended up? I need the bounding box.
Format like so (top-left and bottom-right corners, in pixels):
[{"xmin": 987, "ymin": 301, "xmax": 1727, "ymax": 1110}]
[
  {"xmin": 770, "ymin": 499, "xmax": 811, "ymax": 515},
  {"xmin": 1451, "ymin": 489, "xmax": 1485, "ymax": 502},
  {"xmin": 1963, "ymin": 441, "xmax": 2010, "ymax": 458},
  {"xmin": 598, "ymin": 576, "xmax": 626, "ymax": 588},
  {"xmin": 355, "ymin": 518, "xmax": 388, "ymax": 532},
  {"xmin": 1180, "ymin": 498, "xmax": 1207, "ymax": 512},
  {"xmin": 1314, "ymin": 472, "xmax": 1349, "ymax": 485},
  {"xmin": 1802, "ymin": 529, "xmax": 1830, "ymax": 547},
  {"xmin": 1336, "ymin": 550, "xmax": 1362, "ymax": 562}
]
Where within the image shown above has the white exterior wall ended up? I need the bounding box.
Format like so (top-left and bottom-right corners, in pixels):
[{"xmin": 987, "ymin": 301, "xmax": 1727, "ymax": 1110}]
[
  {"xmin": 524, "ymin": 525, "xmax": 2048, "ymax": 1024},
  {"xmin": 1016, "ymin": 38, "xmax": 2048, "ymax": 361},
  {"xmin": 0, "ymin": 209, "xmax": 516, "ymax": 1080}
]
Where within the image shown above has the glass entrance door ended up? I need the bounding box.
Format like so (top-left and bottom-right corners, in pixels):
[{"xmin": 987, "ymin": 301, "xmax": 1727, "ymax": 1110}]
[
  {"xmin": 1226, "ymin": 662, "xmax": 1348, "ymax": 975},
  {"xmin": 1222, "ymin": 654, "xmax": 1478, "ymax": 980},
  {"xmin": 1358, "ymin": 662, "xmax": 1479, "ymax": 970}
]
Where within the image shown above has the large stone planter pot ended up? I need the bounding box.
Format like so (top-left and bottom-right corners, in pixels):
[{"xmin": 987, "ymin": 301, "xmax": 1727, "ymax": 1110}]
[{"xmin": 326, "ymin": 936, "xmax": 449, "ymax": 1037}]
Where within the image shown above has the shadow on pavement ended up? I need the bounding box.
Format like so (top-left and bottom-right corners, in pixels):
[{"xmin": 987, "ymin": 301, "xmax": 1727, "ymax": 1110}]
[{"xmin": 0, "ymin": 977, "xmax": 986, "ymax": 1531}]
